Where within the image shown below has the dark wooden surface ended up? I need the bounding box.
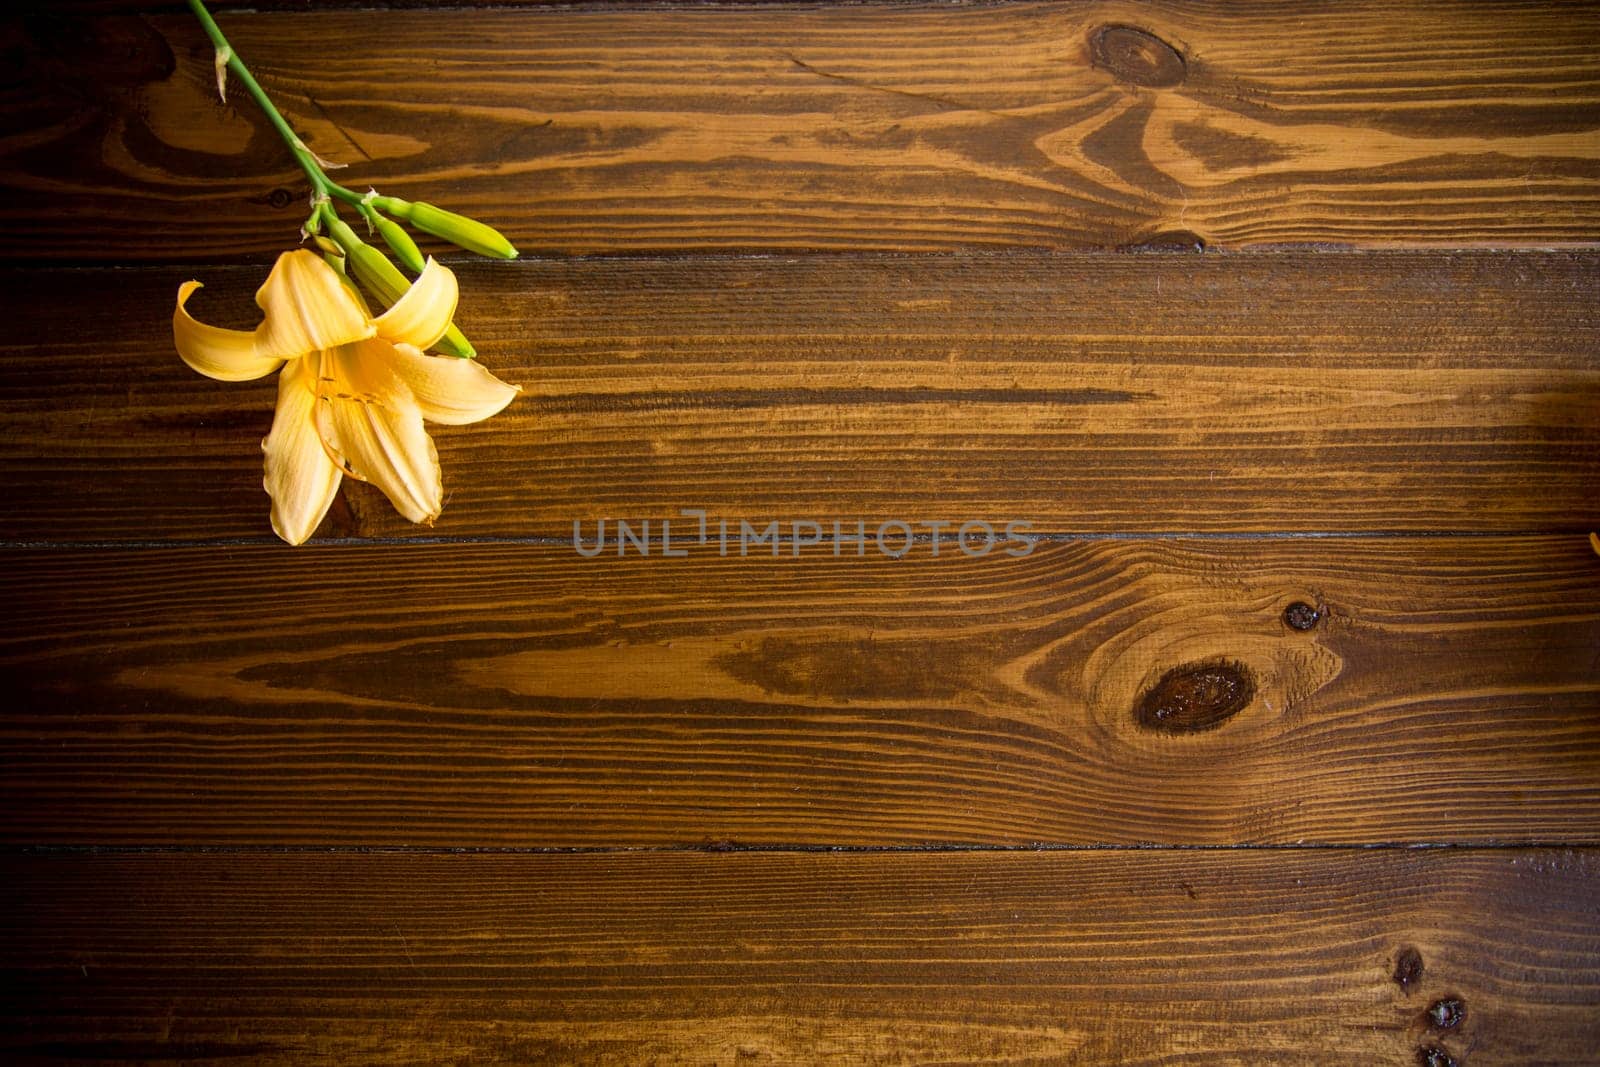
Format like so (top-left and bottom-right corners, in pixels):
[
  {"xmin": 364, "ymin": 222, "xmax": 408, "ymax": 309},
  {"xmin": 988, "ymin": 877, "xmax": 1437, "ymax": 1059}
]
[
  {"xmin": 6, "ymin": 2, "xmax": 1600, "ymax": 262},
  {"xmin": 3, "ymin": 1, "xmax": 1599, "ymax": 1063},
  {"xmin": 4, "ymin": 536, "xmax": 1599, "ymax": 847},
  {"xmin": 5, "ymin": 252, "xmax": 1599, "ymax": 541},
  {"xmin": 5, "ymin": 849, "xmax": 1599, "ymax": 1065}
]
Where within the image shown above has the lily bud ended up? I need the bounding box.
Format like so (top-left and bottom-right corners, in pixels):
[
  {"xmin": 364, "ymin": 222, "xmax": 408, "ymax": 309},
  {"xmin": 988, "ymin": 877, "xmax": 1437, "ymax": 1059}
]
[
  {"xmin": 325, "ymin": 213, "xmax": 477, "ymax": 358},
  {"xmin": 311, "ymin": 235, "xmax": 343, "ymax": 258},
  {"xmin": 322, "ymin": 255, "xmax": 374, "ymax": 315},
  {"xmin": 435, "ymin": 325, "xmax": 477, "ymax": 359},
  {"xmin": 374, "ymin": 196, "xmax": 517, "ymax": 259},
  {"xmin": 374, "ymin": 215, "xmax": 426, "ymax": 274},
  {"xmin": 346, "ymin": 243, "xmax": 409, "ymax": 307},
  {"xmin": 322, "ymin": 215, "xmax": 366, "ymax": 258}
]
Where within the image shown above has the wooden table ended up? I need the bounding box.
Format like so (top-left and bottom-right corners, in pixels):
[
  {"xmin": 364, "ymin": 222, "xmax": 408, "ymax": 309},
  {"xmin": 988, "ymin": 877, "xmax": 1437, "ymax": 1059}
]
[{"xmin": 3, "ymin": 2, "xmax": 1599, "ymax": 1062}]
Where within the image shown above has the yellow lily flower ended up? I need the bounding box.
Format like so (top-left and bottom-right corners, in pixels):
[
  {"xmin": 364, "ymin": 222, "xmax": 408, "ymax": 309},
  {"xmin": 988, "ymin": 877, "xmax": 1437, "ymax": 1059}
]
[{"xmin": 174, "ymin": 249, "xmax": 519, "ymax": 544}]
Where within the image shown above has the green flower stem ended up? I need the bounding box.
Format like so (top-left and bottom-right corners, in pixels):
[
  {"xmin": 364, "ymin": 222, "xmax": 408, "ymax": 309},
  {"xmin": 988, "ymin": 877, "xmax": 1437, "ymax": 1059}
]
[
  {"xmin": 187, "ymin": 0, "xmax": 362, "ymax": 209},
  {"xmin": 190, "ymin": 0, "xmax": 485, "ymax": 361}
]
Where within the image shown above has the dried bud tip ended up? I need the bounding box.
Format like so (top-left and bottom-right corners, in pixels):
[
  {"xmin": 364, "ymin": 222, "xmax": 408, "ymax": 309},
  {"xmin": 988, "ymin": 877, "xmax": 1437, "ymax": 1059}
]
[{"xmin": 213, "ymin": 46, "xmax": 231, "ymax": 103}]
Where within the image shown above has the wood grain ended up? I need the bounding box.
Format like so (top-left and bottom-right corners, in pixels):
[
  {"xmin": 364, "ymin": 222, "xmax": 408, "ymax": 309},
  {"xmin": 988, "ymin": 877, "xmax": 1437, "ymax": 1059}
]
[
  {"xmin": 4, "ymin": 848, "xmax": 1598, "ymax": 1064},
  {"xmin": 5, "ymin": 7, "xmax": 1599, "ymax": 1060},
  {"xmin": 6, "ymin": 1, "xmax": 1600, "ymax": 262},
  {"xmin": 4, "ymin": 251, "xmax": 1598, "ymax": 543},
  {"xmin": 3, "ymin": 536, "xmax": 1596, "ymax": 847}
]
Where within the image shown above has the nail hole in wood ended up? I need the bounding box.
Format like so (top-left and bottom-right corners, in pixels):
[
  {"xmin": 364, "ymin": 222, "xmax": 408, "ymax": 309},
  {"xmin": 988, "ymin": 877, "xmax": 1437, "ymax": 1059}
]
[
  {"xmin": 1134, "ymin": 661, "xmax": 1254, "ymax": 733},
  {"xmin": 1416, "ymin": 1046, "xmax": 1458, "ymax": 1067},
  {"xmin": 1426, "ymin": 997, "xmax": 1465, "ymax": 1032},
  {"xmin": 1091, "ymin": 25, "xmax": 1186, "ymax": 89}
]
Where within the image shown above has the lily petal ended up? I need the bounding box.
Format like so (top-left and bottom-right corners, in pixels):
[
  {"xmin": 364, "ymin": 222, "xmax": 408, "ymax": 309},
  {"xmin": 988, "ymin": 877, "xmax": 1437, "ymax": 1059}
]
[
  {"xmin": 263, "ymin": 352, "xmax": 343, "ymax": 545},
  {"xmin": 254, "ymin": 249, "xmax": 374, "ymax": 360},
  {"xmin": 313, "ymin": 340, "xmax": 443, "ymax": 525},
  {"xmin": 174, "ymin": 281, "xmax": 286, "ymax": 382},
  {"xmin": 385, "ymin": 342, "xmax": 520, "ymax": 425},
  {"xmin": 373, "ymin": 257, "xmax": 459, "ymax": 350}
]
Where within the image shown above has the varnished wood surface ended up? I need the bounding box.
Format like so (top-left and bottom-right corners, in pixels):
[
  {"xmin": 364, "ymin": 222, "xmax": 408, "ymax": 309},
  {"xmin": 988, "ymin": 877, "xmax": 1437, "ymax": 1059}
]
[
  {"xmin": 6, "ymin": 1, "xmax": 1600, "ymax": 262},
  {"xmin": 4, "ymin": 848, "xmax": 1598, "ymax": 1065},
  {"xmin": 4, "ymin": 536, "xmax": 1596, "ymax": 847},
  {"xmin": 6, "ymin": 0, "xmax": 1600, "ymax": 1059},
  {"xmin": 4, "ymin": 251, "xmax": 1598, "ymax": 542}
]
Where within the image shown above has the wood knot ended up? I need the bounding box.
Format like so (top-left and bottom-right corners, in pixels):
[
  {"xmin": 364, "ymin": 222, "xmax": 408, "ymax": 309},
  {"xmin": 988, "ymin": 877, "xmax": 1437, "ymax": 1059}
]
[
  {"xmin": 1091, "ymin": 25, "xmax": 1186, "ymax": 88},
  {"xmin": 25, "ymin": 15, "xmax": 176, "ymax": 88},
  {"xmin": 1425, "ymin": 997, "xmax": 1465, "ymax": 1032},
  {"xmin": 1134, "ymin": 661, "xmax": 1254, "ymax": 733},
  {"xmin": 1283, "ymin": 601, "xmax": 1321, "ymax": 631},
  {"xmin": 1393, "ymin": 946, "xmax": 1424, "ymax": 992}
]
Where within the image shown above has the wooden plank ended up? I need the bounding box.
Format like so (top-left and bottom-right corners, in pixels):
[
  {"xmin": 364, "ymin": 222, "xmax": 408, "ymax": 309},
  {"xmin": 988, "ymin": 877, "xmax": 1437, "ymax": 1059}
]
[
  {"xmin": 2, "ymin": 848, "xmax": 1597, "ymax": 1063},
  {"xmin": 6, "ymin": 2, "xmax": 1600, "ymax": 261},
  {"xmin": 3, "ymin": 536, "xmax": 1596, "ymax": 847},
  {"xmin": 4, "ymin": 251, "xmax": 1599, "ymax": 543}
]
